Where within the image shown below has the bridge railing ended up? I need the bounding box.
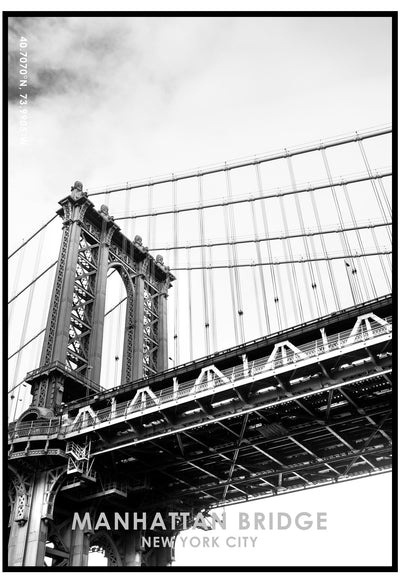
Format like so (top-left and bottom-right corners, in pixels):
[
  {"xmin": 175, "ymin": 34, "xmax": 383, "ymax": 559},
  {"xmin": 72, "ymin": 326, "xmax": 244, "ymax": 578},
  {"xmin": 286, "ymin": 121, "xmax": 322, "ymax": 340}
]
[
  {"xmin": 62, "ymin": 316, "xmax": 391, "ymax": 434},
  {"xmin": 8, "ymin": 417, "xmax": 61, "ymax": 441},
  {"xmin": 8, "ymin": 316, "xmax": 391, "ymax": 440}
]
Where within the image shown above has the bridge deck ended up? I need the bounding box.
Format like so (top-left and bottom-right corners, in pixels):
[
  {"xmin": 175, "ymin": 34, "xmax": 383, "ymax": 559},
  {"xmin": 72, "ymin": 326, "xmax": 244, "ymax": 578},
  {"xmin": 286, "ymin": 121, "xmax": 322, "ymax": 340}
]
[{"xmin": 9, "ymin": 296, "xmax": 392, "ymax": 514}]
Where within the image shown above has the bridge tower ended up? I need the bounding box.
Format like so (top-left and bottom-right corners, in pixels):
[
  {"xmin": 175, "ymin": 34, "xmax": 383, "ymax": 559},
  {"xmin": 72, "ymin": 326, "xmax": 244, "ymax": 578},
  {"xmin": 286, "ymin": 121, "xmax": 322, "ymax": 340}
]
[
  {"xmin": 7, "ymin": 180, "xmax": 392, "ymax": 569},
  {"xmin": 8, "ymin": 182, "xmax": 175, "ymax": 567}
]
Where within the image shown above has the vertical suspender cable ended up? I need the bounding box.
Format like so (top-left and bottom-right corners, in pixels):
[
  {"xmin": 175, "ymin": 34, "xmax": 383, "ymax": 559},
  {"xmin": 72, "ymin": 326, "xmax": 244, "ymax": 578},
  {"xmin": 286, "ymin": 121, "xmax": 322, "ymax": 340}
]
[
  {"xmin": 377, "ymin": 175, "xmax": 392, "ymax": 217},
  {"xmin": 187, "ymin": 247, "xmax": 193, "ymax": 360},
  {"xmin": 356, "ymin": 136, "xmax": 392, "ymax": 243},
  {"xmin": 126, "ymin": 183, "xmax": 135, "ymax": 241},
  {"xmin": 115, "ymin": 276, "xmax": 124, "ymax": 385},
  {"xmin": 275, "ymin": 263, "xmax": 287, "ymax": 329},
  {"xmin": 208, "ymin": 245, "xmax": 218, "ymax": 352},
  {"xmin": 277, "ymin": 161, "xmax": 303, "ymax": 324},
  {"xmin": 107, "ymin": 270, "xmax": 116, "ymax": 388},
  {"xmin": 370, "ymin": 226, "xmax": 391, "ymax": 291},
  {"xmin": 251, "ymin": 261, "xmax": 263, "ymax": 337},
  {"xmin": 321, "ymin": 148, "xmax": 366, "ymax": 303},
  {"xmin": 307, "ymin": 231, "xmax": 328, "ymax": 314},
  {"xmin": 378, "ymin": 173, "xmax": 393, "ymax": 278},
  {"xmin": 286, "ymin": 155, "xmax": 320, "ymax": 319},
  {"xmin": 198, "ymin": 175, "xmax": 210, "ymax": 354},
  {"xmin": 223, "ymin": 173, "xmax": 239, "ymax": 345},
  {"xmin": 309, "ymin": 186, "xmax": 341, "ymax": 311},
  {"xmin": 147, "ymin": 184, "xmax": 153, "ymax": 248},
  {"xmin": 385, "ymin": 253, "xmax": 392, "ymax": 281},
  {"xmin": 255, "ymin": 163, "xmax": 282, "ymax": 331},
  {"xmin": 341, "ymin": 182, "xmax": 377, "ymax": 298},
  {"xmin": 225, "ymin": 168, "xmax": 245, "ymax": 343},
  {"xmin": 249, "ymin": 191, "xmax": 270, "ymax": 335},
  {"xmin": 172, "ymin": 176, "xmax": 180, "ymax": 365},
  {"xmin": 357, "ymin": 137, "xmax": 393, "ymax": 292},
  {"xmin": 278, "ymin": 192, "xmax": 301, "ymax": 324},
  {"xmin": 345, "ymin": 261, "xmax": 358, "ymax": 305},
  {"xmin": 104, "ymin": 188, "xmax": 114, "ymax": 384},
  {"xmin": 223, "ymin": 201, "xmax": 239, "ymax": 346}
]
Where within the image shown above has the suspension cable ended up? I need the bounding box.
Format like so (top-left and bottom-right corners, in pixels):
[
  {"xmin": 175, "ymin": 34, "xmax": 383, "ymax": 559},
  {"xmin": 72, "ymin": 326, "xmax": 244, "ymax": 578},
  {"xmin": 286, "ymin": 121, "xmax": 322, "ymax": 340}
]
[
  {"xmin": 86, "ymin": 125, "xmax": 391, "ymax": 197},
  {"xmin": 255, "ymin": 163, "xmax": 282, "ymax": 329},
  {"xmin": 208, "ymin": 245, "xmax": 218, "ymax": 352},
  {"xmin": 10, "ymin": 229, "xmax": 46, "ymax": 421},
  {"xmin": 35, "ymin": 267, "xmax": 53, "ymax": 365},
  {"xmin": 223, "ymin": 195, "xmax": 239, "ymax": 346},
  {"xmin": 275, "ymin": 262, "xmax": 287, "ymax": 329},
  {"xmin": 197, "ymin": 175, "xmax": 210, "ymax": 353},
  {"xmin": 147, "ymin": 220, "xmax": 390, "ymax": 252},
  {"xmin": 8, "ymin": 214, "xmax": 57, "ymax": 259},
  {"xmin": 249, "ymin": 170, "xmax": 270, "ymax": 334},
  {"xmin": 307, "ymin": 227, "xmax": 328, "ymax": 315},
  {"xmin": 370, "ymin": 227, "xmax": 391, "ymax": 290},
  {"xmin": 321, "ymin": 147, "xmax": 367, "ymax": 303},
  {"xmin": 7, "ymin": 247, "xmax": 390, "ymax": 390},
  {"xmin": 343, "ymin": 184, "xmax": 376, "ymax": 297},
  {"xmin": 287, "ymin": 155, "xmax": 321, "ymax": 319},
  {"xmin": 8, "ymin": 240, "xmax": 26, "ymax": 326},
  {"xmin": 187, "ymin": 247, "xmax": 193, "ymax": 360},
  {"xmin": 251, "ymin": 262, "xmax": 263, "ymax": 337},
  {"xmin": 10, "ymin": 291, "xmax": 130, "ymax": 363},
  {"xmin": 278, "ymin": 189, "xmax": 302, "ymax": 323},
  {"xmin": 147, "ymin": 184, "xmax": 154, "ymax": 247},
  {"xmin": 113, "ymin": 170, "xmax": 391, "ymax": 221},
  {"xmin": 226, "ymin": 168, "xmax": 245, "ymax": 343},
  {"xmin": 309, "ymin": 187, "xmax": 341, "ymax": 311},
  {"xmin": 170, "ymin": 249, "xmax": 390, "ymax": 270},
  {"xmin": 376, "ymin": 175, "xmax": 392, "ymax": 217},
  {"xmin": 8, "ymin": 328, "xmax": 46, "ymax": 361},
  {"xmin": 172, "ymin": 177, "xmax": 180, "ymax": 365},
  {"xmin": 8, "ymin": 378, "xmax": 26, "ymax": 395},
  {"xmin": 356, "ymin": 137, "xmax": 392, "ymax": 247},
  {"xmin": 282, "ymin": 155, "xmax": 304, "ymax": 322},
  {"xmin": 8, "ymin": 260, "xmax": 58, "ymax": 305}
]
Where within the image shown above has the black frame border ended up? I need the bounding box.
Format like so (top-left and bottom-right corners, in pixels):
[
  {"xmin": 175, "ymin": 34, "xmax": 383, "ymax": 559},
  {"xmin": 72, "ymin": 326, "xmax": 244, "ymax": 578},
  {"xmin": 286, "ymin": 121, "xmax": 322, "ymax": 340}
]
[{"xmin": 2, "ymin": 9, "xmax": 398, "ymax": 573}]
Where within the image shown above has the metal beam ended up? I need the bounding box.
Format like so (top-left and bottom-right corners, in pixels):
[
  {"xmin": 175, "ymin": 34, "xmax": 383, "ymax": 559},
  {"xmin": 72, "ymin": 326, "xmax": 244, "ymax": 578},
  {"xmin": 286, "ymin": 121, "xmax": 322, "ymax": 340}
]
[
  {"xmin": 222, "ymin": 414, "xmax": 249, "ymax": 502},
  {"xmin": 341, "ymin": 412, "xmax": 391, "ymax": 477}
]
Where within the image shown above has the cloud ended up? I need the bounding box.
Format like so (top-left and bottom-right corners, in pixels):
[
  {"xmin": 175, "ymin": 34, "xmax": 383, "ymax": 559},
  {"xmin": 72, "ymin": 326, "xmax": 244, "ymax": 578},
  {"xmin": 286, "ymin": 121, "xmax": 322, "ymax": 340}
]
[
  {"xmin": 7, "ymin": 15, "xmax": 391, "ymax": 239},
  {"xmin": 8, "ymin": 16, "xmax": 134, "ymax": 101}
]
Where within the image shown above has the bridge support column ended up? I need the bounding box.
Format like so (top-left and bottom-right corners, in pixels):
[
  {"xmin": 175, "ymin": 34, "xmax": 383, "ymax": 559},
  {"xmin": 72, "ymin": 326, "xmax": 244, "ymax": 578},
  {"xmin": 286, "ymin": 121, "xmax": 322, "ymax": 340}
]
[
  {"xmin": 69, "ymin": 516, "xmax": 90, "ymax": 566},
  {"xmin": 132, "ymin": 274, "xmax": 145, "ymax": 380},
  {"xmin": 21, "ymin": 471, "xmax": 48, "ymax": 566},
  {"xmin": 146, "ymin": 546, "xmax": 173, "ymax": 567},
  {"xmin": 123, "ymin": 531, "xmax": 142, "ymax": 566},
  {"xmin": 8, "ymin": 516, "xmax": 31, "ymax": 566},
  {"xmin": 157, "ymin": 291, "xmax": 169, "ymax": 371}
]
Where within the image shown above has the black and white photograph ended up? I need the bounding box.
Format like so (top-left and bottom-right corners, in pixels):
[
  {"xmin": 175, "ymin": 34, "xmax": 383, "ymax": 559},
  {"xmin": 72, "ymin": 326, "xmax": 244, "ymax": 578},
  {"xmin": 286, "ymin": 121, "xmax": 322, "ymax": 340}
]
[{"xmin": 4, "ymin": 9, "xmax": 396, "ymax": 573}]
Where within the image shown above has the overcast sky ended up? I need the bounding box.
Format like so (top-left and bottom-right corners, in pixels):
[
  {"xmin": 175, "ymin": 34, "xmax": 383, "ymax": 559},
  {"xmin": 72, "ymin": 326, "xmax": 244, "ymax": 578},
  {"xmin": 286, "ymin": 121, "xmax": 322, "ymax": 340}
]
[
  {"xmin": 8, "ymin": 15, "xmax": 391, "ymax": 249},
  {"xmin": 8, "ymin": 14, "xmax": 393, "ymax": 569}
]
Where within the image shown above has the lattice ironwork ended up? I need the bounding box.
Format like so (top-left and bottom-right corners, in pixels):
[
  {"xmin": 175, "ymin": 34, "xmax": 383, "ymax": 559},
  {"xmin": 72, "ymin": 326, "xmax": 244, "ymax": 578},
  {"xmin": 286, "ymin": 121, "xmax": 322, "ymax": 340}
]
[
  {"xmin": 89, "ymin": 533, "xmax": 123, "ymax": 567},
  {"xmin": 143, "ymin": 282, "xmax": 159, "ymax": 378},
  {"xmin": 66, "ymin": 231, "xmax": 99, "ymax": 375},
  {"xmin": 8, "ymin": 465, "xmax": 34, "ymax": 525}
]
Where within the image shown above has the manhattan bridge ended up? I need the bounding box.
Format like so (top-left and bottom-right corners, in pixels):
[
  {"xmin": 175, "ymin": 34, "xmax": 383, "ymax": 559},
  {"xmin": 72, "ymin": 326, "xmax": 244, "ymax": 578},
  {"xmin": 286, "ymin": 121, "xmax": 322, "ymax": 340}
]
[{"xmin": 7, "ymin": 125, "xmax": 392, "ymax": 567}]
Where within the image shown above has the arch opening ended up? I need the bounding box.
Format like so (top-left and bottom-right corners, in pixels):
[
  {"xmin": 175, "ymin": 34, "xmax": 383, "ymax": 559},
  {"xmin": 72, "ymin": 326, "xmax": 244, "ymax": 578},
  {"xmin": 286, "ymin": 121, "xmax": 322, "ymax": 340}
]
[
  {"xmin": 100, "ymin": 267, "xmax": 128, "ymax": 389},
  {"xmin": 88, "ymin": 533, "xmax": 122, "ymax": 566}
]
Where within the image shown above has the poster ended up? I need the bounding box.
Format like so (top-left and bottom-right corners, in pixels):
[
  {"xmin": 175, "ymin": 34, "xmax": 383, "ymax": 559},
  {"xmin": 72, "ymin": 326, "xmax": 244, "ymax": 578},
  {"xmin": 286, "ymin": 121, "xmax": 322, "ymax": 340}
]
[{"xmin": 5, "ymin": 8, "xmax": 396, "ymax": 576}]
